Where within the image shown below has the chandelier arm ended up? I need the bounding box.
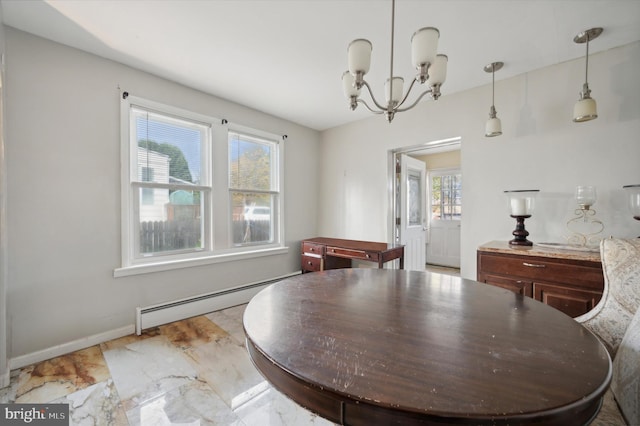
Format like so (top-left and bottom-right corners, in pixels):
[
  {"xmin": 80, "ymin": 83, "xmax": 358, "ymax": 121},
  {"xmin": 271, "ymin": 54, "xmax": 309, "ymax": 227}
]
[
  {"xmin": 361, "ymin": 80, "xmax": 388, "ymax": 112},
  {"xmin": 396, "ymin": 77, "xmax": 419, "ymax": 109},
  {"xmin": 358, "ymin": 99, "xmax": 385, "ymax": 114},
  {"xmin": 395, "ymin": 88, "xmax": 434, "ymax": 113}
]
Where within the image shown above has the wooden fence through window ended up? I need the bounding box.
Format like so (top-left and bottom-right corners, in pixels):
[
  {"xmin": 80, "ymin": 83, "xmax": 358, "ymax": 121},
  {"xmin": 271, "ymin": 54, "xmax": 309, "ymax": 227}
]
[{"xmin": 140, "ymin": 218, "xmax": 272, "ymax": 253}]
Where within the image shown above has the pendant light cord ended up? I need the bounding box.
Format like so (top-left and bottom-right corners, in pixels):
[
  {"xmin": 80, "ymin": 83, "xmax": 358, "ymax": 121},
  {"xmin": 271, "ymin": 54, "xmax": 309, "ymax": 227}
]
[
  {"xmin": 585, "ymin": 38, "xmax": 590, "ymax": 85},
  {"xmin": 492, "ymin": 65, "xmax": 495, "ymax": 107}
]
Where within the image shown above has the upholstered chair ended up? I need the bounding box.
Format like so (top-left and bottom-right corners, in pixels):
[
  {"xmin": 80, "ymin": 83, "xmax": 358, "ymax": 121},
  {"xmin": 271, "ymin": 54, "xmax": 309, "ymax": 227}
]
[
  {"xmin": 590, "ymin": 305, "xmax": 640, "ymax": 425},
  {"xmin": 574, "ymin": 237, "xmax": 640, "ymax": 357}
]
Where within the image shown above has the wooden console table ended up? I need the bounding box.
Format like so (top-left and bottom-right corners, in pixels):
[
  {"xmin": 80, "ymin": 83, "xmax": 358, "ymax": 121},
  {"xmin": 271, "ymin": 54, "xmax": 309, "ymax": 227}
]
[
  {"xmin": 477, "ymin": 241, "xmax": 604, "ymax": 317},
  {"xmin": 301, "ymin": 237, "xmax": 404, "ymax": 273}
]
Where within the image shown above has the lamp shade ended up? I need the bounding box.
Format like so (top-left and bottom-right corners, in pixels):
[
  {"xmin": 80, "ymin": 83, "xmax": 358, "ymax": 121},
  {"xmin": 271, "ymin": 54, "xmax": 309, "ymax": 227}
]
[
  {"xmin": 427, "ymin": 54, "xmax": 448, "ymax": 86},
  {"xmin": 411, "ymin": 27, "xmax": 439, "ymax": 68},
  {"xmin": 348, "ymin": 39, "xmax": 372, "ymax": 75},
  {"xmin": 485, "ymin": 117, "xmax": 502, "ymax": 137},
  {"xmin": 573, "ymin": 97, "xmax": 597, "ymax": 122},
  {"xmin": 342, "ymin": 71, "xmax": 359, "ymax": 98},
  {"xmin": 385, "ymin": 77, "xmax": 404, "ymax": 104}
]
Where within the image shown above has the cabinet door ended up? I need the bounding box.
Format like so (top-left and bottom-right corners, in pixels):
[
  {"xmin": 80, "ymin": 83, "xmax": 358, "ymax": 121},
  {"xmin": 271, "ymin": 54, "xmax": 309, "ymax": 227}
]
[
  {"xmin": 533, "ymin": 282, "xmax": 602, "ymax": 318},
  {"xmin": 479, "ymin": 274, "xmax": 533, "ymax": 298}
]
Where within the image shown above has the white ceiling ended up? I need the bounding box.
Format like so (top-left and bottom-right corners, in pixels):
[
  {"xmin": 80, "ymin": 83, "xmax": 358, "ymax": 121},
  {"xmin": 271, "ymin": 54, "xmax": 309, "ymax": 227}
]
[{"xmin": 2, "ymin": 0, "xmax": 639, "ymax": 131}]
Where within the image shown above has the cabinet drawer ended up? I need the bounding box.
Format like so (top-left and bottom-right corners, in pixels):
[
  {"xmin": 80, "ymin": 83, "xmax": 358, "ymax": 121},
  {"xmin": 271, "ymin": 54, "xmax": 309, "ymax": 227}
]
[
  {"xmin": 302, "ymin": 242, "xmax": 325, "ymax": 256},
  {"xmin": 479, "ymin": 253, "xmax": 602, "ymax": 289},
  {"xmin": 327, "ymin": 246, "xmax": 379, "ymax": 262},
  {"xmin": 302, "ymin": 254, "xmax": 322, "ymax": 272}
]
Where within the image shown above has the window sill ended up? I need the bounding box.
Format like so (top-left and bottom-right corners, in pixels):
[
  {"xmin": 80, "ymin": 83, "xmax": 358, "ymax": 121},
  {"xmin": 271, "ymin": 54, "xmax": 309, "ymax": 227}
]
[{"xmin": 114, "ymin": 246, "xmax": 289, "ymax": 278}]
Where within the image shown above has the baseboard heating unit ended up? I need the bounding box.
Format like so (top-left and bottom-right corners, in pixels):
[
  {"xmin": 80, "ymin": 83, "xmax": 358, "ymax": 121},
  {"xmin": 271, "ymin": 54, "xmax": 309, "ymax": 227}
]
[{"xmin": 135, "ymin": 272, "xmax": 299, "ymax": 335}]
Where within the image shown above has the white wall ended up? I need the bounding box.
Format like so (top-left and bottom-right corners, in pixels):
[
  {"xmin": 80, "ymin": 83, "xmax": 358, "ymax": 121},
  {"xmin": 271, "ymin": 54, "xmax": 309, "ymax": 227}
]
[
  {"xmin": 0, "ymin": 5, "xmax": 8, "ymax": 387},
  {"xmin": 320, "ymin": 41, "xmax": 640, "ymax": 280},
  {"xmin": 4, "ymin": 28, "xmax": 321, "ymax": 359}
]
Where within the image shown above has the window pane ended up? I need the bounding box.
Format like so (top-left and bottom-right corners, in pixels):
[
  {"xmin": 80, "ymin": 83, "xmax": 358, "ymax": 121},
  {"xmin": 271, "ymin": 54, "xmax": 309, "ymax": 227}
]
[
  {"xmin": 231, "ymin": 191, "xmax": 274, "ymax": 245},
  {"xmin": 229, "ymin": 133, "xmax": 273, "ymax": 191},
  {"xmin": 134, "ymin": 108, "xmax": 204, "ymax": 185},
  {"xmin": 138, "ymin": 188, "xmax": 203, "ymax": 254},
  {"xmin": 408, "ymin": 171, "xmax": 422, "ymax": 226}
]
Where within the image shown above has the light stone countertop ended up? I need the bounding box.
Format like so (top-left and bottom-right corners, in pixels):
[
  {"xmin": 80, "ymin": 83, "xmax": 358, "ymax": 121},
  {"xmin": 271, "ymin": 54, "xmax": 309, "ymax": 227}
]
[{"xmin": 478, "ymin": 240, "xmax": 602, "ymax": 263}]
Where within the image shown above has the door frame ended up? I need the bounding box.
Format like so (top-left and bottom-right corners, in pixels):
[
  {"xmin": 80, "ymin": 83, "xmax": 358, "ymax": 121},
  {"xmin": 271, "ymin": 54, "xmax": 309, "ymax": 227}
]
[{"xmin": 387, "ymin": 137, "xmax": 461, "ymax": 247}]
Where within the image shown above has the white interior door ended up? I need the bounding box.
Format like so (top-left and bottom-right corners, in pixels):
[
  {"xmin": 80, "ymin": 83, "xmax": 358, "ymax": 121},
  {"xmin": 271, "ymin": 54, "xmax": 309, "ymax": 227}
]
[
  {"xmin": 427, "ymin": 169, "xmax": 461, "ymax": 268},
  {"xmin": 399, "ymin": 155, "xmax": 426, "ymax": 271}
]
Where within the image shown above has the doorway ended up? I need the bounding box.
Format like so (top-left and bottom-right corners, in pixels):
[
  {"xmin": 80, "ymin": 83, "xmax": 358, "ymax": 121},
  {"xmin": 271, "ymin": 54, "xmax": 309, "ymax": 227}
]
[{"xmin": 388, "ymin": 137, "xmax": 461, "ymax": 271}]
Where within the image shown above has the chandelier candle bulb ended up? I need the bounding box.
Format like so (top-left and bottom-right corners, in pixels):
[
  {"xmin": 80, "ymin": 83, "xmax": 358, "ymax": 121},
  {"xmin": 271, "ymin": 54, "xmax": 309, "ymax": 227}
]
[
  {"xmin": 411, "ymin": 27, "xmax": 440, "ymax": 68},
  {"xmin": 348, "ymin": 39, "xmax": 372, "ymax": 75}
]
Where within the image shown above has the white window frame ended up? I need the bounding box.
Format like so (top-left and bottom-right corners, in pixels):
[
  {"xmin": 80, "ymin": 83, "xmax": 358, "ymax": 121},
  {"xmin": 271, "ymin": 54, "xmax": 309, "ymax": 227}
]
[{"xmin": 116, "ymin": 95, "xmax": 286, "ymax": 277}]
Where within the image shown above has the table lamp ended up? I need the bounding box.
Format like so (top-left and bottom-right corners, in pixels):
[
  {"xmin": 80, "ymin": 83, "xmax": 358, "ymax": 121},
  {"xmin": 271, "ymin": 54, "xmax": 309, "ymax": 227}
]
[{"xmin": 504, "ymin": 190, "xmax": 539, "ymax": 246}]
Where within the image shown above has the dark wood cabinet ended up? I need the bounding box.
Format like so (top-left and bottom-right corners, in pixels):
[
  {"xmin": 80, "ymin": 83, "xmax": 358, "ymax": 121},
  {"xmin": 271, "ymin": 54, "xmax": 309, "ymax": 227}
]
[{"xmin": 477, "ymin": 241, "xmax": 604, "ymax": 318}]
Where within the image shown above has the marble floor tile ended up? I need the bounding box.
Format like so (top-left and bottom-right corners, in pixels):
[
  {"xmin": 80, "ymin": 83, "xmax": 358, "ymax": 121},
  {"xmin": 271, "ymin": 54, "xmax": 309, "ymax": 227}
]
[
  {"xmin": 160, "ymin": 315, "xmax": 230, "ymax": 350},
  {"xmin": 3, "ymin": 304, "xmax": 337, "ymax": 425},
  {"xmin": 125, "ymin": 379, "xmax": 242, "ymax": 426},
  {"xmin": 205, "ymin": 304, "xmax": 247, "ymax": 345},
  {"xmin": 53, "ymin": 379, "xmax": 128, "ymax": 426},
  {"xmin": 234, "ymin": 387, "xmax": 334, "ymax": 426},
  {"xmin": 185, "ymin": 336, "xmax": 265, "ymax": 408},
  {"xmin": 101, "ymin": 335, "xmax": 197, "ymax": 410},
  {"xmin": 15, "ymin": 345, "xmax": 110, "ymax": 403}
]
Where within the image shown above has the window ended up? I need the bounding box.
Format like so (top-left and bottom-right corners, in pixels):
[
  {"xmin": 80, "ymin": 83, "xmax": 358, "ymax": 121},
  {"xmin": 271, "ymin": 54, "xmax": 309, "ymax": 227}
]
[
  {"xmin": 119, "ymin": 95, "xmax": 284, "ymax": 273},
  {"xmin": 229, "ymin": 132, "xmax": 279, "ymax": 246},
  {"xmin": 430, "ymin": 171, "xmax": 461, "ymax": 220}
]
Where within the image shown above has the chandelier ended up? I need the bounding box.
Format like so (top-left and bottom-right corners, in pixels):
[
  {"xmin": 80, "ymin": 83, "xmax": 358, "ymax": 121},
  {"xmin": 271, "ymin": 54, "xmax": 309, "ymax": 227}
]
[{"xmin": 341, "ymin": 0, "xmax": 448, "ymax": 123}]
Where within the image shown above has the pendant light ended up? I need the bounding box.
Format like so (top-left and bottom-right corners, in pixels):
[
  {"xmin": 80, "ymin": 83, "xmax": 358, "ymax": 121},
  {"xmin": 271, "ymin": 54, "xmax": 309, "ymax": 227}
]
[
  {"xmin": 484, "ymin": 62, "xmax": 503, "ymax": 137},
  {"xmin": 573, "ymin": 28, "xmax": 602, "ymax": 122}
]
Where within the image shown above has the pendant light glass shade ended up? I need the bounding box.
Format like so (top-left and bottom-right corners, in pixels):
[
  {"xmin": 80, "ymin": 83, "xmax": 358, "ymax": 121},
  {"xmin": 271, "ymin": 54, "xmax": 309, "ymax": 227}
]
[
  {"xmin": 385, "ymin": 77, "xmax": 404, "ymax": 104},
  {"xmin": 485, "ymin": 116, "xmax": 502, "ymax": 137},
  {"xmin": 342, "ymin": 71, "xmax": 359, "ymax": 97},
  {"xmin": 573, "ymin": 28, "xmax": 602, "ymax": 123},
  {"xmin": 573, "ymin": 93, "xmax": 597, "ymax": 122},
  {"xmin": 411, "ymin": 27, "xmax": 439, "ymax": 69},
  {"xmin": 427, "ymin": 54, "xmax": 448, "ymax": 87},
  {"xmin": 348, "ymin": 39, "xmax": 372, "ymax": 75}
]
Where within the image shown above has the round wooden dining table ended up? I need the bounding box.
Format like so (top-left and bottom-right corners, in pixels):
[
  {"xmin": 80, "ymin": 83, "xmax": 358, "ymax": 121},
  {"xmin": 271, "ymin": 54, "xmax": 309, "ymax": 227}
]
[{"xmin": 243, "ymin": 269, "xmax": 611, "ymax": 425}]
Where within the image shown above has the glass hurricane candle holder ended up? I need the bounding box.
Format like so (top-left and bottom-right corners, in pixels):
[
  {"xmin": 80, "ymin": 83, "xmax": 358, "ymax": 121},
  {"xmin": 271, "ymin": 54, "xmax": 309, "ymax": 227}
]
[
  {"xmin": 623, "ymin": 184, "xmax": 640, "ymax": 222},
  {"xmin": 504, "ymin": 190, "xmax": 539, "ymax": 246},
  {"xmin": 567, "ymin": 185, "xmax": 603, "ymax": 247},
  {"xmin": 575, "ymin": 185, "xmax": 597, "ymax": 210}
]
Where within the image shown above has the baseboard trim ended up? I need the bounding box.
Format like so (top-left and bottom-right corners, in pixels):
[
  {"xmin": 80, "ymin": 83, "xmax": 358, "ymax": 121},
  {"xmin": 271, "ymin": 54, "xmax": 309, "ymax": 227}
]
[{"xmin": 9, "ymin": 324, "xmax": 135, "ymax": 370}]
